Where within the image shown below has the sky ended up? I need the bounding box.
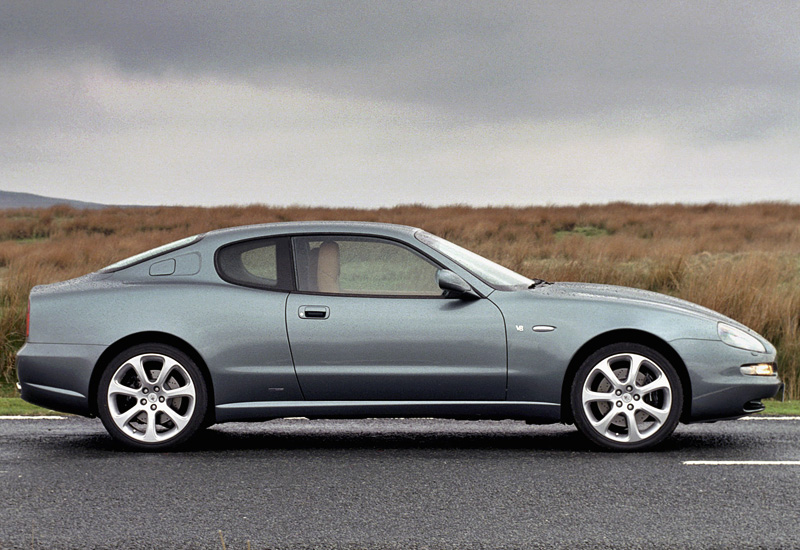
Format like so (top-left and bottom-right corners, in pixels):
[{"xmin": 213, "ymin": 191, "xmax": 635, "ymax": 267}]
[{"xmin": 1, "ymin": 1, "xmax": 799, "ymax": 208}]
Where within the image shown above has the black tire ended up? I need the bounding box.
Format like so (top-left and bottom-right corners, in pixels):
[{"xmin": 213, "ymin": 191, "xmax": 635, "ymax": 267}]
[
  {"xmin": 570, "ymin": 342, "xmax": 683, "ymax": 451},
  {"xmin": 97, "ymin": 343, "xmax": 208, "ymax": 451}
]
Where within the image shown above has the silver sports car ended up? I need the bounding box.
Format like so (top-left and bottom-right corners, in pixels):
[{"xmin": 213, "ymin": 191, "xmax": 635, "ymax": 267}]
[{"xmin": 17, "ymin": 222, "xmax": 782, "ymax": 451}]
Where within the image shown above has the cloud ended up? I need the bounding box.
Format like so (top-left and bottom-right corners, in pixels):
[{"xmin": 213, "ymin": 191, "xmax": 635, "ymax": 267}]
[{"xmin": 4, "ymin": 2, "xmax": 799, "ymax": 119}]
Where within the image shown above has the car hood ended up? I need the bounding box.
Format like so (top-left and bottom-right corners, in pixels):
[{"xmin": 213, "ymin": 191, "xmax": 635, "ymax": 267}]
[{"xmin": 532, "ymin": 282, "xmax": 744, "ymax": 328}]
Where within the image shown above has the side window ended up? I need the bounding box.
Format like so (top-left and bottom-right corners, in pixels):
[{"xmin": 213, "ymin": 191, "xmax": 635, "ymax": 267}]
[
  {"xmin": 216, "ymin": 237, "xmax": 292, "ymax": 290},
  {"xmin": 293, "ymin": 236, "xmax": 442, "ymax": 296}
]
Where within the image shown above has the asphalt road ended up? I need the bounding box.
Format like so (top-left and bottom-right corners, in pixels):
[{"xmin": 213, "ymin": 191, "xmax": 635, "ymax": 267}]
[{"xmin": 1, "ymin": 416, "xmax": 799, "ymax": 550}]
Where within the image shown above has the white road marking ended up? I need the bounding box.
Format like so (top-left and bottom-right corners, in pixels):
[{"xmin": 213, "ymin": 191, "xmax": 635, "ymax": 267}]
[
  {"xmin": 0, "ymin": 415, "xmax": 66, "ymax": 420},
  {"xmin": 739, "ymin": 416, "xmax": 800, "ymax": 421},
  {"xmin": 684, "ymin": 460, "xmax": 800, "ymax": 466}
]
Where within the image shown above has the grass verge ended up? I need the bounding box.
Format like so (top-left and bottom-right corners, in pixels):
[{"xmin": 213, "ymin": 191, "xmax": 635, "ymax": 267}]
[
  {"xmin": 0, "ymin": 397, "xmax": 59, "ymax": 416},
  {"xmin": 760, "ymin": 399, "xmax": 800, "ymax": 416},
  {"xmin": 0, "ymin": 382, "xmax": 18, "ymax": 398}
]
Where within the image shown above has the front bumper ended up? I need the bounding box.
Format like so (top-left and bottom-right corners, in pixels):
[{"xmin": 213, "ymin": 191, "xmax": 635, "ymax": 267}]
[{"xmin": 671, "ymin": 339, "xmax": 782, "ymax": 422}]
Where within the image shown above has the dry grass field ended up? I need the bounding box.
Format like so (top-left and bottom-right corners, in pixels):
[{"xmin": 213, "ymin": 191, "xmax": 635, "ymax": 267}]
[{"xmin": 2, "ymin": 203, "xmax": 799, "ymax": 398}]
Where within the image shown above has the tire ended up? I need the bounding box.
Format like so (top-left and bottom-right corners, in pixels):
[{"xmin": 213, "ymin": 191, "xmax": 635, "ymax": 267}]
[
  {"xmin": 97, "ymin": 343, "xmax": 208, "ymax": 451},
  {"xmin": 570, "ymin": 343, "xmax": 683, "ymax": 451}
]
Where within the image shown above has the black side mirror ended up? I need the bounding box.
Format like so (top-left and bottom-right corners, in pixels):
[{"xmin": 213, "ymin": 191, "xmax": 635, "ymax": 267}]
[{"xmin": 436, "ymin": 269, "xmax": 476, "ymax": 299}]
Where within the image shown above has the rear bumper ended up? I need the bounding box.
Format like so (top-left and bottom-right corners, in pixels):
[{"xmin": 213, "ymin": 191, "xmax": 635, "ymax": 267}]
[{"xmin": 16, "ymin": 342, "xmax": 106, "ymax": 417}]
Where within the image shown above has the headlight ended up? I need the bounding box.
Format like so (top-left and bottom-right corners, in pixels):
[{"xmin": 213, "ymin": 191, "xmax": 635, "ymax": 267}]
[{"xmin": 718, "ymin": 322, "xmax": 766, "ymax": 353}]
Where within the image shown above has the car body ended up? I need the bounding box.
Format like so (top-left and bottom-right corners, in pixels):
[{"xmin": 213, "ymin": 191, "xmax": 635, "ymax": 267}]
[{"xmin": 17, "ymin": 221, "xmax": 782, "ymax": 450}]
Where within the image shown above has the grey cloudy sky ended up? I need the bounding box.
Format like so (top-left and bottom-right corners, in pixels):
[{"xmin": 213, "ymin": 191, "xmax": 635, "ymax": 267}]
[{"xmin": 1, "ymin": 1, "xmax": 799, "ymax": 207}]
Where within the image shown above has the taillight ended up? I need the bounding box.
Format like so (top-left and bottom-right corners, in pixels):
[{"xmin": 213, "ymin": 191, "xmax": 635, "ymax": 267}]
[{"xmin": 26, "ymin": 299, "xmax": 30, "ymax": 340}]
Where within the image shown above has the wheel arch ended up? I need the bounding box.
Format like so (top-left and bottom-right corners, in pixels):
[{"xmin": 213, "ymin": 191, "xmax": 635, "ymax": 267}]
[
  {"xmin": 89, "ymin": 332, "xmax": 216, "ymax": 424},
  {"xmin": 559, "ymin": 329, "xmax": 692, "ymax": 424}
]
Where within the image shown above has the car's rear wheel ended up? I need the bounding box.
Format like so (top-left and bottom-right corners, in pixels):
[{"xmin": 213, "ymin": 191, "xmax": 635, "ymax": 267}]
[
  {"xmin": 571, "ymin": 343, "xmax": 683, "ymax": 451},
  {"xmin": 97, "ymin": 344, "xmax": 208, "ymax": 451}
]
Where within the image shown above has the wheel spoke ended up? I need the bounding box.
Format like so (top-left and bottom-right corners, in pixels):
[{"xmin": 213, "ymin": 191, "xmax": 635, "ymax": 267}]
[
  {"xmin": 108, "ymin": 379, "xmax": 139, "ymax": 399},
  {"xmin": 639, "ymin": 402, "xmax": 670, "ymax": 424},
  {"xmin": 162, "ymin": 379, "xmax": 195, "ymax": 400},
  {"xmin": 111, "ymin": 403, "xmax": 145, "ymax": 428},
  {"xmin": 140, "ymin": 410, "xmax": 160, "ymax": 443},
  {"xmin": 624, "ymin": 410, "xmax": 643, "ymax": 442},
  {"xmin": 594, "ymin": 359, "xmax": 623, "ymax": 390},
  {"xmin": 153, "ymin": 361, "xmax": 178, "ymax": 388},
  {"xmin": 582, "ymin": 389, "xmax": 614, "ymax": 404},
  {"xmin": 161, "ymin": 406, "xmax": 192, "ymax": 433},
  {"xmin": 639, "ymin": 377, "xmax": 670, "ymax": 395},
  {"xmin": 589, "ymin": 409, "xmax": 620, "ymax": 435},
  {"xmin": 131, "ymin": 358, "xmax": 151, "ymax": 385},
  {"xmin": 624, "ymin": 356, "xmax": 645, "ymax": 387}
]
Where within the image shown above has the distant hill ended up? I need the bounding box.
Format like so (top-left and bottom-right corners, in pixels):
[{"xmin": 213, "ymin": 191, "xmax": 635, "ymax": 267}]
[{"xmin": 0, "ymin": 190, "xmax": 108, "ymax": 210}]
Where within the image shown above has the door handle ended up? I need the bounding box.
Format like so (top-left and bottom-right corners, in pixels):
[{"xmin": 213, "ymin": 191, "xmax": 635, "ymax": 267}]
[{"xmin": 298, "ymin": 306, "xmax": 330, "ymax": 319}]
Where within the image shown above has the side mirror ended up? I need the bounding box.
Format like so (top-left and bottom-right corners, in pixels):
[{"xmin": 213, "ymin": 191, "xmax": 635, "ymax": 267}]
[{"xmin": 436, "ymin": 269, "xmax": 476, "ymax": 299}]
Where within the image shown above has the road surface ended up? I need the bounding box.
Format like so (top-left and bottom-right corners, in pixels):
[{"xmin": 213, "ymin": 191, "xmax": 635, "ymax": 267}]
[{"xmin": 1, "ymin": 416, "xmax": 798, "ymax": 549}]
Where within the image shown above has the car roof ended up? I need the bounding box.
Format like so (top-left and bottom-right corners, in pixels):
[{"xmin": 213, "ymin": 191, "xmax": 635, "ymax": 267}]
[{"xmin": 202, "ymin": 221, "xmax": 423, "ymax": 243}]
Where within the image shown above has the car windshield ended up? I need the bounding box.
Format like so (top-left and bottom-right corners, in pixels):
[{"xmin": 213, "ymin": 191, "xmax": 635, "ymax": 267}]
[
  {"xmin": 415, "ymin": 230, "xmax": 533, "ymax": 290},
  {"xmin": 99, "ymin": 234, "xmax": 204, "ymax": 273}
]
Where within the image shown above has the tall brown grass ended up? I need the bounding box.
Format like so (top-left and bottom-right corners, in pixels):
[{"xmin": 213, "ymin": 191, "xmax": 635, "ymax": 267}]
[{"xmin": 2, "ymin": 203, "xmax": 799, "ymax": 398}]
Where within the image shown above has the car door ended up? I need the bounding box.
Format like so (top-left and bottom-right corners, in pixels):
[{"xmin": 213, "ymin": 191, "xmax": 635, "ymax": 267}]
[{"xmin": 285, "ymin": 235, "xmax": 507, "ymax": 402}]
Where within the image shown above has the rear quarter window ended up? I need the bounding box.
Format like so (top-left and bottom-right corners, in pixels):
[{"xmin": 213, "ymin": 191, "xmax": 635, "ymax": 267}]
[{"xmin": 215, "ymin": 237, "xmax": 293, "ymax": 290}]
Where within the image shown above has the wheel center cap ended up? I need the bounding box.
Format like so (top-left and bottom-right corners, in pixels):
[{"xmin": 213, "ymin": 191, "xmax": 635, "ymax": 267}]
[
  {"xmin": 622, "ymin": 393, "xmax": 633, "ymax": 403},
  {"xmin": 148, "ymin": 393, "xmax": 158, "ymax": 403}
]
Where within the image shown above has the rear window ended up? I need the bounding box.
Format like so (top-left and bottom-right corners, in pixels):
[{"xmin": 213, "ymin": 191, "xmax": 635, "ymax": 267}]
[{"xmin": 99, "ymin": 234, "xmax": 204, "ymax": 273}]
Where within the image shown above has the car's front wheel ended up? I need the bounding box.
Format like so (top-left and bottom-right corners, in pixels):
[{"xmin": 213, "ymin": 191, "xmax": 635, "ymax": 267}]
[
  {"xmin": 97, "ymin": 344, "xmax": 208, "ymax": 451},
  {"xmin": 571, "ymin": 343, "xmax": 683, "ymax": 451}
]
